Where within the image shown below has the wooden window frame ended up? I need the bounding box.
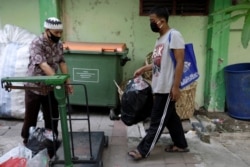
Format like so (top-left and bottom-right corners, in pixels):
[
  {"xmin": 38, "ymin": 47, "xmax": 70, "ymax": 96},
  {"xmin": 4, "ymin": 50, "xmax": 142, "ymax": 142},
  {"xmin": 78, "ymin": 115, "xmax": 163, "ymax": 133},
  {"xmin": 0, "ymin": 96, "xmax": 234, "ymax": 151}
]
[{"xmin": 140, "ymin": 0, "xmax": 210, "ymax": 16}]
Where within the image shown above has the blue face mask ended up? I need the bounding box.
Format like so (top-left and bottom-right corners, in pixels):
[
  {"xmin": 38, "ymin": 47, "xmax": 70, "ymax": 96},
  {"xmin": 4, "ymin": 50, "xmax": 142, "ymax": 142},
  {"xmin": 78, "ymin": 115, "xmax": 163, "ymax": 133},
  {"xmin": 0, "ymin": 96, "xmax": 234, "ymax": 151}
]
[{"xmin": 48, "ymin": 31, "xmax": 61, "ymax": 43}]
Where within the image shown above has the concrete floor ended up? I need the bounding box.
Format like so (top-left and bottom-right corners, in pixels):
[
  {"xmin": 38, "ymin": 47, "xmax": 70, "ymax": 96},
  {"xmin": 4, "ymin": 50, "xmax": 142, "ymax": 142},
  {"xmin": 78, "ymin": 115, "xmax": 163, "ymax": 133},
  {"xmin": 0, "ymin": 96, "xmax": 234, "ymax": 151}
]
[{"xmin": 0, "ymin": 109, "xmax": 250, "ymax": 167}]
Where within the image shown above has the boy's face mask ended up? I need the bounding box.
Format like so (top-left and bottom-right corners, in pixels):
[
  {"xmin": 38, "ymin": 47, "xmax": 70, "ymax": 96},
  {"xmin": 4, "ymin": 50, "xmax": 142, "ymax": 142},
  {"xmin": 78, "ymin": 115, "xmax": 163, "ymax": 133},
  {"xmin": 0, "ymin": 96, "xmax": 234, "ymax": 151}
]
[
  {"xmin": 150, "ymin": 20, "xmax": 162, "ymax": 33},
  {"xmin": 150, "ymin": 22, "xmax": 160, "ymax": 32}
]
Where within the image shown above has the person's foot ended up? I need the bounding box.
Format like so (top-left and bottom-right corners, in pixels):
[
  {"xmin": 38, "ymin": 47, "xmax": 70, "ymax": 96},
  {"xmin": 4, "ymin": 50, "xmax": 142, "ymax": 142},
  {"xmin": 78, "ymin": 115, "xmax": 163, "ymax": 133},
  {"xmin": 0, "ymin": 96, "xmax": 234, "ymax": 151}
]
[
  {"xmin": 128, "ymin": 149, "xmax": 143, "ymax": 160},
  {"xmin": 164, "ymin": 145, "xmax": 189, "ymax": 152}
]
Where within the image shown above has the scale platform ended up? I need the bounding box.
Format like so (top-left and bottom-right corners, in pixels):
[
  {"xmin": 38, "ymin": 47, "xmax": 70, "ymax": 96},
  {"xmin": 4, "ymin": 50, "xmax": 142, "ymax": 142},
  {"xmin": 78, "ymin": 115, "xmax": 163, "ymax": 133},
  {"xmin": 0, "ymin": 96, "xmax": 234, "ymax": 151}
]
[
  {"xmin": 50, "ymin": 131, "xmax": 108, "ymax": 167},
  {"xmin": 1, "ymin": 76, "xmax": 109, "ymax": 167}
]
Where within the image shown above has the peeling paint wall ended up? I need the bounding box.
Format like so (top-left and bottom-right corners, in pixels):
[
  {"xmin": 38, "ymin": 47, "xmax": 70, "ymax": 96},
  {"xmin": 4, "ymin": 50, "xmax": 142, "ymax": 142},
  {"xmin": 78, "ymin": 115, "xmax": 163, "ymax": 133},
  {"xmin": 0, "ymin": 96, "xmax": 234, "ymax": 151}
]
[
  {"xmin": 228, "ymin": 19, "xmax": 250, "ymax": 64},
  {"xmin": 62, "ymin": 0, "xmax": 149, "ymax": 64},
  {"xmin": 0, "ymin": 0, "xmax": 40, "ymax": 35}
]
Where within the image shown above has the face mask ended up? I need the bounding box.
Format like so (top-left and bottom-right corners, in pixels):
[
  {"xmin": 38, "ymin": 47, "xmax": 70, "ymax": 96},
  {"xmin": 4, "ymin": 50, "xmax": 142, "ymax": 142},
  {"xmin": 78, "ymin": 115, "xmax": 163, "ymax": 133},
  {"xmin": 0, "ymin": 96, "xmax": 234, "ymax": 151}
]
[
  {"xmin": 150, "ymin": 21, "xmax": 163, "ymax": 33},
  {"xmin": 150, "ymin": 22, "xmax": 160, "ymax": 32},
  {"xmin": 48, "ymin": 31, "xmax": 61, "ymax": 43}
]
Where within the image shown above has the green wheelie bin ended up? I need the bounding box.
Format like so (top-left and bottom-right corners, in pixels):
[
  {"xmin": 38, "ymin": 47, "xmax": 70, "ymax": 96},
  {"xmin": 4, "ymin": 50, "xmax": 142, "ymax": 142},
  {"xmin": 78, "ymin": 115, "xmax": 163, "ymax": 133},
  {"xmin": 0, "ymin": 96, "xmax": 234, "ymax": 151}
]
[{"xmin": 63, "ymin": 41, "xmax": 129, "ymax": 116}]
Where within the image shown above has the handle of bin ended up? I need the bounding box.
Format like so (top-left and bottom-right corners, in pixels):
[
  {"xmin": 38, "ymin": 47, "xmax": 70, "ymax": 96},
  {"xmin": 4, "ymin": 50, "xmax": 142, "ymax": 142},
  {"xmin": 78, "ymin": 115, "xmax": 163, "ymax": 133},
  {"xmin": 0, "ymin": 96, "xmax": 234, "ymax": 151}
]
[
  {"xmin": 64, "ymin": 46, "xmax": 70, "ymax": 50},
  {"xmin": 102, "ymin": 48, "xmax": 117, "ymax": 52}
]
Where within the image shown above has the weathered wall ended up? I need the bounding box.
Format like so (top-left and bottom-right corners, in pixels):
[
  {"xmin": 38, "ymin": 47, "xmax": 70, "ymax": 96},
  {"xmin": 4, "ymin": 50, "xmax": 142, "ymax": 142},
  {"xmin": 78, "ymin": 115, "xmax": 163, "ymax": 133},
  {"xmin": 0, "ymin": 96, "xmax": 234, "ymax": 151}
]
[
  {"xmin": 61, "ymin": 0, "xmax": 208, "ymax": 108},
  {"xmin": 228, "ymin": 19, "xmax": 250, "ymax": 64},
  {"xmin": 0, "ymin": 0, "xmax": 40, "ymax": 35},
  {"xmin": 0, "ymin": 0, "xmax": 249, "ymax": 109}
]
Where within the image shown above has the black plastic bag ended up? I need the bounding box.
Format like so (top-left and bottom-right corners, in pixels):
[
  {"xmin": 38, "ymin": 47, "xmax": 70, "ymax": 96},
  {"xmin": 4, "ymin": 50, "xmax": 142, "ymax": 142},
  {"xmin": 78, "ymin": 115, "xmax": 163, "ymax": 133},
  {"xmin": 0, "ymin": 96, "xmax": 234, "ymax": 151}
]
[
  {"xmin": 121, "ymin": 76, "xmax": 153, "ymax": 126},
  {"xmin": 26, "ymin": 127, "xmax": 60, "ymax": 158}
]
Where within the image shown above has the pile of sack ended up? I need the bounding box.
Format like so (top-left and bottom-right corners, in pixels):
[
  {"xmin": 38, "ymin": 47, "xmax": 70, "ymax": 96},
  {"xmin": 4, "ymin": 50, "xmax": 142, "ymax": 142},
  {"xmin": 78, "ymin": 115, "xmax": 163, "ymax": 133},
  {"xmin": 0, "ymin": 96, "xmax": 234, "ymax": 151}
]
[{"xmin": 0, "ymin": 24, "xmax": 36, "ymax": 119}]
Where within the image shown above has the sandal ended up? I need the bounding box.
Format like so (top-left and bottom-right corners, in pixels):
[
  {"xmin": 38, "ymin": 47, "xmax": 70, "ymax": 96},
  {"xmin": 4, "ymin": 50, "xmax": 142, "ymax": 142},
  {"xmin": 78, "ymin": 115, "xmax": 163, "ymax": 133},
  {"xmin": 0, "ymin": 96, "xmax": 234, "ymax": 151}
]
[
  {"xmin": 128, "ymin": 149, "xmax": 143, "ymax": 160},
  {"xmin": 165, "ymin": 144, "xmax": 174, "ymax": 150},
  {"xmin": 164, "ymin": 145, "xmax": 189, "ymax": 153}
]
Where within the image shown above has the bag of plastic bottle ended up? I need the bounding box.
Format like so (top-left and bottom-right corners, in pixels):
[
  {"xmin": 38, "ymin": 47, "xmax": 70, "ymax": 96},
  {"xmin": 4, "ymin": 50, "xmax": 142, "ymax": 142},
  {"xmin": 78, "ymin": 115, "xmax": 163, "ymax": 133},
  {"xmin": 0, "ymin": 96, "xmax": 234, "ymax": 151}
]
[
  {"xmin": 120, "ymin": 76, "xmax": 153, "ymax": 126},
  {"xmin": 26, "ymin": 127, "xmax": 59, "ymax": 158}
]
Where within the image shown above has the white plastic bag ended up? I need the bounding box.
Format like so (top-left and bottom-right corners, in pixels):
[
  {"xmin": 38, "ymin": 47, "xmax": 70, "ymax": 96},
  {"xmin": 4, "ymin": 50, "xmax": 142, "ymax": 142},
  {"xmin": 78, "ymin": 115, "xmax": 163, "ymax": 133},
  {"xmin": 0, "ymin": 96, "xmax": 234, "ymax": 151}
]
[
  {"xmin": 126, "ymin": 75, "xmax": 149, "ymax": 92},
  {"xmin": 27, "ymin": 149, "xmax": 49, "ymax": 167},
  {"xmin": 0, "ymin": 144, "xmax": 32, "ymax": 164}
]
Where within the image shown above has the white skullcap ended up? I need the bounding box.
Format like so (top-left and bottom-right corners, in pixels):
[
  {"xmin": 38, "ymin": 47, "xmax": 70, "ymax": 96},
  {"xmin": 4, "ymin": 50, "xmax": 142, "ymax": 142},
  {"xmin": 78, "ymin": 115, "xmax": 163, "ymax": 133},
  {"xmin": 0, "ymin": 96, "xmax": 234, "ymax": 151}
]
[{"xmin": 44, "ymin": 17, "xmax": 63, "ymax": 30}]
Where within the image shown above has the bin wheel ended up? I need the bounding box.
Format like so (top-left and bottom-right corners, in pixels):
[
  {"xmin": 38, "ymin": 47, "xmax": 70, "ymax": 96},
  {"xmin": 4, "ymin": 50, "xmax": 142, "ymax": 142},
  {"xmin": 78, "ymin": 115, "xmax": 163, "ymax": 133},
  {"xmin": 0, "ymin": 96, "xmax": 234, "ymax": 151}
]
[
  {"xmin": 109, "ymin": 109, "xmax": 120, "ymax": 120},
  {"xmin": 104, "ymin": 135, "xmax": 109, "ymax": 147},
  {"xmin": 98, "ymin": 161, "xmax": 103, "ymax": 167}
]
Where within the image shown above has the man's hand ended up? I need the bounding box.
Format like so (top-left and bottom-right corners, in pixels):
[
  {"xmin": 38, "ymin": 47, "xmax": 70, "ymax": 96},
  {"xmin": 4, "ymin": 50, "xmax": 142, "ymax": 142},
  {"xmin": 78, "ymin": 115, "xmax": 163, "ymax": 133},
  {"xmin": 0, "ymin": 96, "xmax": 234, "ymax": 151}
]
[
  {"xmin": 39, "ymin": 62, "xmax": 55, "ymax": 76},
  {"xmin": 134, "ymin": 64, "xmax": 153, "ymax": 78},
  {"xmin": 170, "ymin": 86, "xmax": 181, "ymax": 101},
  {"xmin": 66, "ymin": 84, "xmax": 73, "ymax": 94},
  {"xmin": 134, "ymin": 68, "xmax": 144, "ymax": 78}
]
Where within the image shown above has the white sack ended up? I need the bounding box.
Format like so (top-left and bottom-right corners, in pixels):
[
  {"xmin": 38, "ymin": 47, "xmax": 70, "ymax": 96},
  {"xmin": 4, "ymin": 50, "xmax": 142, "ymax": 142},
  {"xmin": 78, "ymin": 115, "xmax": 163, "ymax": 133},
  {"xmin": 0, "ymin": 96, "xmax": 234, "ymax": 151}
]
[{"xmin": 0, "ymin": 24, "xmax": 37, "ymax": 119}]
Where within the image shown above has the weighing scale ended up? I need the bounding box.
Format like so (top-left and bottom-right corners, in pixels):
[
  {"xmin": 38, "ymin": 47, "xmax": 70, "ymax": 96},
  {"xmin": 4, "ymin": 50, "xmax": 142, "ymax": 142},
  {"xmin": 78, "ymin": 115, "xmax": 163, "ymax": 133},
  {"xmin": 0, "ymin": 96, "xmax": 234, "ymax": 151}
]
[{"xmin": 1, "ymin": 75, "xmax": 108, "ymax": 167}]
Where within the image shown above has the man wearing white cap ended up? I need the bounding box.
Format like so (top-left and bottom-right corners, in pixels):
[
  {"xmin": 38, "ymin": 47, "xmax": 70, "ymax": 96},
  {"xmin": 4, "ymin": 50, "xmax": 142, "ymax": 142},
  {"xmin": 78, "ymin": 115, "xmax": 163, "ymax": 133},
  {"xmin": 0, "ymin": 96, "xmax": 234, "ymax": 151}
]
[{"xmin": 21, "ymin": 17, "xmax": 73, "ymax": 146}]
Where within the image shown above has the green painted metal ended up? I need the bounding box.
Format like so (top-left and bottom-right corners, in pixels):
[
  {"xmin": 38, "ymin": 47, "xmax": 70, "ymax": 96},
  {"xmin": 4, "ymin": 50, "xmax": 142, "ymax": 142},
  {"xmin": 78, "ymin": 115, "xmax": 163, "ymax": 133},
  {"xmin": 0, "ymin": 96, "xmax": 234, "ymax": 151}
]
[
  {"xmin": 1, "ymin": 75, "xmax": 68, "ymax": 85},
  {"xmin": 64, "ymin": 48, "xmax": 128, "ymax": 107},
  {"xmin": 1, "ymin": 75, "xmax": 74, "ymax": 167},
  {"xmin": 53, "ymin": 83, "xmax": 73, "ymax": 167},
  {"xmin": 39, "ymin": 0, "xmax": 60, "ymax": 32},
  {"xmin": 204, "ymin": 0, "xmax": 231, "ymax": 112}
]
